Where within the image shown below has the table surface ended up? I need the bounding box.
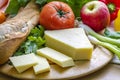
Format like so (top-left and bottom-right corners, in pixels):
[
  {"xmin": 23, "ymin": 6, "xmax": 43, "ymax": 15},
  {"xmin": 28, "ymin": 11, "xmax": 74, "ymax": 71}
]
[{"xmin": 0, "ymin": 63, "xmax": 120, "ymax": 80}]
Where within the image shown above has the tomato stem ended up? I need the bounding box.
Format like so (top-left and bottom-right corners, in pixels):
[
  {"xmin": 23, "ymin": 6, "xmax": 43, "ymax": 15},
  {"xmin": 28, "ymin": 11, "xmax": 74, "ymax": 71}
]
[
  {"xmin": 57, "ymin": 10, "xmax": 69, "ymax": 18},
  {"xmin": 53, "ymin": 6, "xmax": 69, "ymax": 18}
]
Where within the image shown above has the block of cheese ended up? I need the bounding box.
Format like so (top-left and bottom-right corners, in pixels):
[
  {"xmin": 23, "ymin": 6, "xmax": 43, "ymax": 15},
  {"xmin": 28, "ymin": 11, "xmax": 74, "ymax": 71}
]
[
  {"xmin": 9, "ymin": 53, "xmax": 38, "ymax": 73},
  {"xmin": 45, "ymin": 28, "xmax": 93, "ymax": 60},
  {"xmin": 33, "ymin": 55, "xmax": 50, "ymax": 75},
  {"xmin": 37, "ymin": 47, "xmax": 75, "ymax": 67}
]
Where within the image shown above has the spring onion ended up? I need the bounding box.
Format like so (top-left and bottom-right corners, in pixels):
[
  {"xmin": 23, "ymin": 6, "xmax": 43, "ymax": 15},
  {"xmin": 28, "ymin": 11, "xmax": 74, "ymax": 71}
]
[
  {"xmin": 13, "ymin": 25, "xmax": 46, "ymax": 56},
  {"xmin": 104, "ymin": 28, "xmax": 120, "ymax": 39},
  {"xmin": 79, "ymin": 23, "xmax": 120, "ymax": 47},
  {"xmin": 88, "ymin": 35, "xmax": 120, "ymax": 59}
]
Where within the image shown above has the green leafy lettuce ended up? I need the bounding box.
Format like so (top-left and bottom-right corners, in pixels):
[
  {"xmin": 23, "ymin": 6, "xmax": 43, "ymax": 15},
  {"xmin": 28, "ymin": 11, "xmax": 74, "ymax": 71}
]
[
  {"xmin": 5, "ymin": 0, "xmax": 30, "ymax": 16},
  {"xmin": 13, "ymin": 25, "xmax": 46, "ymax": 56},
  {"xmin": 5, "ymin": 0, "xmax": 47, "ymax": 16}
]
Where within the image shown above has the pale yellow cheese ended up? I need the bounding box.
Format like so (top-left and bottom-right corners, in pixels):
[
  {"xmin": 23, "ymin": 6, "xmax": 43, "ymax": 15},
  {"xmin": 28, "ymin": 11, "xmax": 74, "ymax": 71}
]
[
  {"xmin": 37, "ymin": 47, "xmax": 75, "ymax": 68},
  {"xmin": 45, "ymin": 28, "xmax": 93, "ymax": 60},
  {"xmin": 33, "ymin": 55, "xmax": 50, "ymax": 75},
  {"xmin": 9, "ymin": 53, "xmax": 38, "ymax": 73}
]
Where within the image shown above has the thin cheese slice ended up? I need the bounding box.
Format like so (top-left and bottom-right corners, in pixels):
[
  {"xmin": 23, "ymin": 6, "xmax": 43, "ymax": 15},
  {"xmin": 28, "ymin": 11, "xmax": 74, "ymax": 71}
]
[
  {"xmin": 37, "ymin": 47, "xmax": 75, "ymax": 68},
  {"xmin": 9, "ymin": 53, "xmax": 38, "ymax": 73},
  {"xmin": 33, "ymin": 55, "xmax": 50, "ymax": 75},
  {"xmin": 45, "ymin": 28, "xmax": 93, "ymax": 60}
]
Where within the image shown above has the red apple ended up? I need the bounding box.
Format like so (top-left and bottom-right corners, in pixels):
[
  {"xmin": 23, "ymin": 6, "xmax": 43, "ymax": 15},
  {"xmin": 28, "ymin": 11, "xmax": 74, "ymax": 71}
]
[{"xmin": 80, "ymin": 1, "xmax": 110, "ymax": 32}]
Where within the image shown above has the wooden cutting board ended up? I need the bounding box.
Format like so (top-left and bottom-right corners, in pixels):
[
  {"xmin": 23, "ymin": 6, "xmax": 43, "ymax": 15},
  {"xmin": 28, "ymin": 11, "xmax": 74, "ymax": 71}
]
[{"xmin": 0, "ymin": 47, "xmax": 113, "ymax": 79}]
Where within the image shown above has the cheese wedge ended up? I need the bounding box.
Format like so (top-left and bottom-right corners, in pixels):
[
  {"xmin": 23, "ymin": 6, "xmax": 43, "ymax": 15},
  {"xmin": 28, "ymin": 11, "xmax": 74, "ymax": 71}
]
[
  {"xmin": 45, "ymin": 28, "xmax": 93, "ymax": 60},
  {"xmin": 33, "ymin": 55, "xmax": 50, "ymax": 75},
  {"xmin": 9, "ymin": 53, "xmax": 38, "ymax": 73},
  {"xmin": 37, "ymin": 47, "xmax": 75, "ymax": 67}
]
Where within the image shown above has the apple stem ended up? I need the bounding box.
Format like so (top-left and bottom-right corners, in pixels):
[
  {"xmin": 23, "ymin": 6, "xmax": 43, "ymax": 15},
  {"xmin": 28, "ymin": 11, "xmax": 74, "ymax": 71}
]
[{"xmin": 88, "ymin": 4, "xmax": 95, "ymax": 11}]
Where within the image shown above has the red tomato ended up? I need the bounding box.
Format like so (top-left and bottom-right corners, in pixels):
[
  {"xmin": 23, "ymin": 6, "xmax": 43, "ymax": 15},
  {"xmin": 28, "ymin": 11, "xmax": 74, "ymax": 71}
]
[{"xmin": 40, "ymin": 1, "xmax": 75, "ymax": 30}]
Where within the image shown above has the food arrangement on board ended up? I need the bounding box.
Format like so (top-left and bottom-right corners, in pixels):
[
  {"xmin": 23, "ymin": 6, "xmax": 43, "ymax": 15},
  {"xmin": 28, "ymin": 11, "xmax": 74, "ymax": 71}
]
[{"xmin": 0, "ymin": 0, "xmax": 120, "ymax": 79}]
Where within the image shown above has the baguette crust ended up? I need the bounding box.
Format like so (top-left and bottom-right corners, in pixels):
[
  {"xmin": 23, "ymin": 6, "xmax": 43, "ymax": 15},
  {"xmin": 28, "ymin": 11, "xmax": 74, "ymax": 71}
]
[{"xmin": 0, "ymin": 1, "xmax": 39, "ymax": 64}]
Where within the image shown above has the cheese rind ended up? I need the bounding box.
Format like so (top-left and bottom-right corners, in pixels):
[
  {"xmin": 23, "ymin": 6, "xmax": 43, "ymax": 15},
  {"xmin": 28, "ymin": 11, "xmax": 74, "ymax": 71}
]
[
  {"xmin": 45, "ymin": 28, "xmax": 93, "ymax": 60},
  {"xmin": 9, "ymin": 53, "xmax": 38, "ymax": 73},
  {"xmin": 33, "ymin": 55, "xmax": 50, "ymax": 74},
  {"xmin": 37, "ymin": 47, "xmax": 75, "ymax": 67}
]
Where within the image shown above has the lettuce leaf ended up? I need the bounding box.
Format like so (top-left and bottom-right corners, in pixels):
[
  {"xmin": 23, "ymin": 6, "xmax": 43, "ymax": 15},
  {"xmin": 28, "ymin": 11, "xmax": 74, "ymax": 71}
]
[
  {"xmin": 36, "ymin": 0, "xmax": 47, "ymax": 7},
  {"xmin": 13, "ymin": 25, "xmax": 46, "ymax": 56},
  {"xmin": 5, "ymin": 0, "xmax": 29, "ymax": 16},
  {"xmin": 5, "ymin": 0, "xmax": 46, "ymax": 16}
]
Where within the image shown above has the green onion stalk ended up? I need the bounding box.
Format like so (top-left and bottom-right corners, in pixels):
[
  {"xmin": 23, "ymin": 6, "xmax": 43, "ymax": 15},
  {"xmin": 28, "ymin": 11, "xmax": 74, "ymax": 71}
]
[
  {"xmin": 79, "ymin": 23, "xmax": 120, "ymax": 59},
  {"xmin": 88, "ymin": 35, "xmax": 120, "ymax": 59},
  {"xmin": 79, "ymin": 24, "xmax": 120, "ymax": 47}
]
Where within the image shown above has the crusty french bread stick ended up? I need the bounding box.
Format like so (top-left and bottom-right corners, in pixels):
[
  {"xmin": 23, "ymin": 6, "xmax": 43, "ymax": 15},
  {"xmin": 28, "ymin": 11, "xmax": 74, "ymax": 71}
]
[{"xmin": 0, "ymin": 1, "xmax": 39, "ymax": 64}]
